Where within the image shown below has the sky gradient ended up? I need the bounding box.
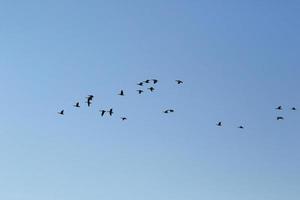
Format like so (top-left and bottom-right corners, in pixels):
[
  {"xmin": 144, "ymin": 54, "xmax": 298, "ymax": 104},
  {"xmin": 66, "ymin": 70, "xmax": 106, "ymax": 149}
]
[{"xmin": 0, "ymin": 1, "xmax": 299, "ymax": 199}]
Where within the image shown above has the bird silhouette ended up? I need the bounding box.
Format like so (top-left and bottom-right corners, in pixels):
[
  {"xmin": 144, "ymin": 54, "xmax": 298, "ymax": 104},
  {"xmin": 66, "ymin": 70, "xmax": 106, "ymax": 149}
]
[
  {"xmin": 137, "ymin": 82, "xmax": 144, "ymax": 86},
  {"xmin": 292, "ymin": 107, "xmax": 297, "ymax": 111},
  {"xmin": 121, "ymin": 117, "xmax": 127, "ymax": 121},
  {"xmin": 100, "ymin": 110, "xmax": 106, "ymax": 117},
  {"xmin": 144, "ymin": 80, "xmax": 150, "ymax": 83},
  {"xmin": 217, "ymin": 122, "xmax": 222, "ymax": 126},
  {"xmin": 277, "ymin": 116, "xmax": 284, "ymax": 120},
  {"xmin": 152, "ymin": 79, "xmax": 158, "ymax": 84},
  {"xmin": 58, "ymin": 110, "xmax": 64, "ymax": 115},
  {"xmin": 73, "ymin": 102, "xmax": 80, "ymax": 108},
  {"xmin": 108, "ymin": 108, "xmax": 113, "ymax": 116},
  {"xmin": 238, "ymin": 126, "xmax": 244, "ymax": 129},
  {"xmin": 176, "ymin": 80, "xmax": 183, "ymax": 84},
  {"xmin": 164, "ymin": 109, "xmax": 174, "ymax": 113},
  {"xmin": 276, "ymin": 106, "xmax": 282, "ymax": 110},
  {"xmin": 148, "ymin": 87, "xmax": 155, "ymax": 92},
  {"xmin": 119, "ymin": 90, "xmax": 124, "ymax": 96},
  {"xmin": 137, "ymin": 90, "xmax": 144, "ymax": 94}
]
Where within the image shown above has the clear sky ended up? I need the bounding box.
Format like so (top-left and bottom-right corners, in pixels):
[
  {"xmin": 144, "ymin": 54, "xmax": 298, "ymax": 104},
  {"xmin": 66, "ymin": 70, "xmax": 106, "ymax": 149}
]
[{"xmin": 0, "ymin": 0, "xmax": 299, "ymax": 199}]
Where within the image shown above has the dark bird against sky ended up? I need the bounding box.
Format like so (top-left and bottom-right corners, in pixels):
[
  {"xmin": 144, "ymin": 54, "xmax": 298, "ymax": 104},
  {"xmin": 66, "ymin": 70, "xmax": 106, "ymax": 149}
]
[
  {"xmin": 119, "ymin": 90, "xmax": 124, "ymax": 96},
  {"xmin": 137, "ymin": 90, "xmax": 144, "ymax": 94},
  {"xmin": 164, "ymin": 109, "xmax": 174, "ymax": 113},
  {"xmin": 148, "ymin": 87, "xmax": 155, "ymax": 92},
  {"xmin": 276, "ymin": 106, "xmax": 282, "ymax": 110},
  {"xmin": 152, "ymin": 79, "xmax": 158, "ymax": 84},
  {"xmin": 108, "ymin": 108, "xmax": 113, "ymax": 116},
  {"xmin": 100, "ymin": 110, "xmax": 106, "ymax": 117},
  {"xmin": 277, "ymin": 116, "xmax": 284, "ymax": 120},
  {"xmin": 73, "ymin": 102, "xmax": 80, "ymax": 108},
  {"xmin": 176, "ymin": 80, "xmax": 183, "ymax": 84}
]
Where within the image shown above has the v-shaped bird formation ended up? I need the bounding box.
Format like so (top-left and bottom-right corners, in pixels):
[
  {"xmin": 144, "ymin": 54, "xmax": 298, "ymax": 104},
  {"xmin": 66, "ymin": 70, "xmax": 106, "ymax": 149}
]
[{"xmin": 58, "ymin": 79, "xmax": 297, "ymax": 130}]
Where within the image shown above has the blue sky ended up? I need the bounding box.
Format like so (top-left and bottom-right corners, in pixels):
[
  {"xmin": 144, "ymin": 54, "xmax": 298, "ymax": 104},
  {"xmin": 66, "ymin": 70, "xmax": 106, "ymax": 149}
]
[{"xmin": 0, "ymin": 0, "xmax": 299, "ymax": 199}]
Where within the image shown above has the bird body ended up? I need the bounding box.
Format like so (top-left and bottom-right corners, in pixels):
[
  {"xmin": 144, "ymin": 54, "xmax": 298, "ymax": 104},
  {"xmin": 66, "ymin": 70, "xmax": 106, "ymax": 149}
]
[
  {"xmin": 108, "ymin": 108, "xmax": 113, "ymax": 116},
  {"xmin": 277, "ymin": 116, "xmax": 284, "ymax": 120},
  {"xmin": 176, "ymin": 80, "xmax": 183, "ymax": 84},
  {"xmin": 58, "ymin": 110, "xmax": 64, "ymax": 115},
  {"xmin": 121, "ymin": 117, "xmax": 127, "ymax": 121},
  {"xmin": 217, "ymin": 122, "xmax": 222, "ymax": 126},
  {"xmin": 148, "ymin": 87, "xmax": 155, "ymax": 92},
  {"xmin": 100, "ymin": 110, "xmax": 106, "ymax": 117},
  {"xmin": 276, "ymin": 106, "xmax": 282, "ymax": 110},
  {"xmin": 152, "ymin": 79, "xmax": 158, "ymax": 84},
  {"xmin": 164, "ymin": 109, "xmax": 175, "ymax": 113},
  {"xmin": 292, "ymin": 107, "xmax": 297, "ymax": 110},
  {"xmin": 137, "ymin": 90, "xmax": 144, "ymax": 94},
  {"xmin": 119, "ymin": 90, "xmax": 124, "ymax": 96},
  {"xmin": 86, "ymin": 95, "xmax": 94, "ymax": 107},
  {"xmin": 74, "ymin": 102, "xmax": 80, "ymax": 108}
]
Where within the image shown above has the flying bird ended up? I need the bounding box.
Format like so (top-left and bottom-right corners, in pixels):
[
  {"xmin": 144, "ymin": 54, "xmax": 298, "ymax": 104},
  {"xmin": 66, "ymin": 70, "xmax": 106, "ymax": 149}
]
[
  {"xmin": 164, "ymin": 109, "xmax": 174, "ymax": 113},
  {"xmin": 277, "ymin": 116, "xmax": 284, "ymax": 120},
  {"xmin": 217, "ymin": 122, "xmax": 222, "ymax": 126},
  {"xmin": 144, "ymin": 80, "xmax": 150, "ymax": 83},
  {"xmin": 58, "ymin": 110, "xmax": 64, "ymax": 115},
  {"xmin": 121, "ymin": 117, "xmax": 127, "ymax": 121},
  {"xmin": 108, "ymin": 108, "xmax": 113, "ymax": 116},
  {"xmin": 100, "ymin": 110, "xmax": 106, "ymax": 117},
  {"xmin": 137, "ymin": 90, "xmax": 144, "ymax": 94},
  {"xmin": 276, "ymin": 106, "xmax": 282, "ymax": 110},
  {"xmin": 137, "ymin": 82, "xmax": 144, "ymax": 86},
  {"xmin": 292, "ymin": 107, "xmax": 297, "ymax": 111},
  {"xmin": 152, "ymin": 79, "xmax": 158, "ymax": 84},
  {"xmin": 176, "ymin": 80, "xmax": 183, "ymax": 84},
  {"xmin": 148, "ymin": 87, "xmax": 155, "ymax": 92},
  {"xmin": 238, "ymin": 126, "xmax": 244, "ymax": 129},
  {"xmin": 119, "ymin": 90, "xmax": 124, "ymax": 96},
  {"xmin": 73, "ymin": 102, "xmax": 80, "ymax": 108}
]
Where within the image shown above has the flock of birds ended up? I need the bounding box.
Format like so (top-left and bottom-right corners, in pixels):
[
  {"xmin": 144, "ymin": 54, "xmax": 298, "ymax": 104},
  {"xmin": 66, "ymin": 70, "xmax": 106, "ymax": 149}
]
[
  {"xmin": 216, "ymin": 105, "xmax": 297, "ymax": 129},
  {"xmin": 58, "ymin": 79, "xmax": 297, "ymax": 129},
  {"xmin": 58, "ymin": 79, "xmax": 184, "ymax": 121},
  {"xmin": 273, "ymin": 106, "xmax": 297, "ymax": 120}
]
